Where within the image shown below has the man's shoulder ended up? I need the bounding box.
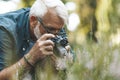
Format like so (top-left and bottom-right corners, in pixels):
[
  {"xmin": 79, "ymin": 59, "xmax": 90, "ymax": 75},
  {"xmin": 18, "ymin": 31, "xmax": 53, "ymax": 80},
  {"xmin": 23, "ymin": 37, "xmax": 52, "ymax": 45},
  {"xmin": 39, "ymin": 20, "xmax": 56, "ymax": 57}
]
[
  {"xmin": 0, "ymin": 7, "xmax": 30, "ymax": 16},
  {"xmin": 0, "ymin": 7, "xmax": 30, "ymax": 20},
  {"xmin": 11, "ymin": 7, "xmax": 30, "ymax": 14},
  {"xmin": 0, "ymin": 7, "xmax": 30, "ymax": 34}
]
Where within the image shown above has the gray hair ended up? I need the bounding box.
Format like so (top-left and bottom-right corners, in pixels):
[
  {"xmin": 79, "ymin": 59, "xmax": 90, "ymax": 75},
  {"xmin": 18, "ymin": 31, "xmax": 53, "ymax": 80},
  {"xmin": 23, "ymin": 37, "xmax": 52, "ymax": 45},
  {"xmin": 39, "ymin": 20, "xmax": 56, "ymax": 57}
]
[{"xmin": 29, "ymin": 0, "xmax": 68, "ymax": 25}]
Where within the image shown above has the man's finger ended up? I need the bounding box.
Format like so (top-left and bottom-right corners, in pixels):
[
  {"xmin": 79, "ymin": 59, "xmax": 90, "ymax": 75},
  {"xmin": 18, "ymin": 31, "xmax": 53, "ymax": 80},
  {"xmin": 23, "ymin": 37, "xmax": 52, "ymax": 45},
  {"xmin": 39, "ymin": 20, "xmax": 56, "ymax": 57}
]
[
  {"xmin": 65, "ymin": 45, "xmax": 71, "ymax": 52},
  {"xmin": 38, "ymin": 40, "xmax": 54, "ymax": 46},
  {"xmin": 44, "ymin": 51, "xmax": 53, "ymax": 55},
  {"xmin": 45, "ymin": 45, "xmax": 53, "ymax": 51},
  {"xmin": 44, "ymin": 40, "xmax": 54, "ymax": 46},
  {"xmin": 39, "ymin": 34, "xmax": 55, "ymax": 40}
]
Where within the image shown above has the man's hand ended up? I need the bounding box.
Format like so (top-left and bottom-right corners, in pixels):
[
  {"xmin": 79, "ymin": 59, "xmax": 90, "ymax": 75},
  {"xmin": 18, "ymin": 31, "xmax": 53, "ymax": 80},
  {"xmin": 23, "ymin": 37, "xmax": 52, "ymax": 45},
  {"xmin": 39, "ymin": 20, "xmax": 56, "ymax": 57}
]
[
  {"xmin": 26, "ymin": 33, "xmax": 55, "ymax": 65},
  {"xmin": 55, "ymin": 45, "xmax": 74, "ymax": 70},
  {"xmin": 65, "ymin": 45, "xmax": 74, "ymax": 63}
]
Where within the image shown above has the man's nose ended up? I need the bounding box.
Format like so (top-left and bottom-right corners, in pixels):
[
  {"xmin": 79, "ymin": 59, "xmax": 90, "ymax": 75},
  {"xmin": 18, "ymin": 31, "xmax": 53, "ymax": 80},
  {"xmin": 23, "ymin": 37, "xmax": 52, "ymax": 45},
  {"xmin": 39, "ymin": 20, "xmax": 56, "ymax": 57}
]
[{"xmin": 53, "ymin": 30, "xmax": 60, "ymax": 35}]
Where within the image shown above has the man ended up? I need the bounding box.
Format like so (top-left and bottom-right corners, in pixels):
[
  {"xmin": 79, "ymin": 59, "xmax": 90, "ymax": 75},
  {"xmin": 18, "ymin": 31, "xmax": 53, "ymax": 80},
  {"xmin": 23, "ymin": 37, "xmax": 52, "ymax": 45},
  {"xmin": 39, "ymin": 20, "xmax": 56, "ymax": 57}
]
[{"xmin": 0, "ymin": 0, "xmax": 74, "ymax": 79}]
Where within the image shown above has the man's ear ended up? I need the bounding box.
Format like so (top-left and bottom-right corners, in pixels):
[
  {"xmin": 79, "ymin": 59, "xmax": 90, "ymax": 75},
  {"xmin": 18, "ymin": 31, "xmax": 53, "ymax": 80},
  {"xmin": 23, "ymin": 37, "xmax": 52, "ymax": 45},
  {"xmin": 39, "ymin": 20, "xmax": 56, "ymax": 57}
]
[{"xmin": 30, "ymin": 16, "xmax": 38, "ymax": 27}]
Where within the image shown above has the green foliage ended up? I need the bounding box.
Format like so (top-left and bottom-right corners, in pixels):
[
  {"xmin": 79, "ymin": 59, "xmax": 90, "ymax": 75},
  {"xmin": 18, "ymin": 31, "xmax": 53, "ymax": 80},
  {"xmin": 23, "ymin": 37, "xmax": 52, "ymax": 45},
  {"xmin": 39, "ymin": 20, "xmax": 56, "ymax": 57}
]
[
  {"xmin": 21, "ymin": 0, "xmax": 35, "ymax": 7},
  {"xmin": 17, "ymin": 32, "xmax": 119, "ymax": 80},
  {"xmin": 65, "ymin": 33, "xmax": 120, "ymax": 80}
]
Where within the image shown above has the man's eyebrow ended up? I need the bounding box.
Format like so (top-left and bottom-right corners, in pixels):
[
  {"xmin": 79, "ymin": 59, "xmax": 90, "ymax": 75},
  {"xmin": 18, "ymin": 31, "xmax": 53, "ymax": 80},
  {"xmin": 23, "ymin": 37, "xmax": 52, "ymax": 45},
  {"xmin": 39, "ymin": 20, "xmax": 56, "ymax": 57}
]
[{"xmin": 46, "ymin": 26, "xmax": 60, "ymax": 29}]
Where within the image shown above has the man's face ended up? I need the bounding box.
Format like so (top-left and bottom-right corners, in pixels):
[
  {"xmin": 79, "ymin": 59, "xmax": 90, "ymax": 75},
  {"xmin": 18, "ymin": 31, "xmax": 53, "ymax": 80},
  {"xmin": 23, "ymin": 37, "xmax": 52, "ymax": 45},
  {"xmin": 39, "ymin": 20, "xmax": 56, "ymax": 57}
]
[
  {"xmin": 37, "ymin": 17, "xmax": 64, "ymax": 35},
  {"xmin": 33, "ymin": 8, "xmax": 64, "ymax": 39}
]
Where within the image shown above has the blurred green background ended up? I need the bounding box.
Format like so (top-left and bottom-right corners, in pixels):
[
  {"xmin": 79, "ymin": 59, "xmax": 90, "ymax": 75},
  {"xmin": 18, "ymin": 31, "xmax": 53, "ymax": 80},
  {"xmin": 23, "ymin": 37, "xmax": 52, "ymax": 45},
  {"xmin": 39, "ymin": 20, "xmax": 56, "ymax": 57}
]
[{"xmin": 0, "ymin": 0, "xmax": 120, "ymax": 80}]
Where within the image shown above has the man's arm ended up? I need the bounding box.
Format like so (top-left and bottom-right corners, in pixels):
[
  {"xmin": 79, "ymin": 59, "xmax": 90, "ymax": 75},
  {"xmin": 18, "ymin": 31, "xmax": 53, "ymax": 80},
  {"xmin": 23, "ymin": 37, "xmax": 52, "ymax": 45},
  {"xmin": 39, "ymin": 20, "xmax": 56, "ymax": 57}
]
[
  {"xmin": 0, "ymin": 56, "xmax": 33, "ymax": 80},
  {"xmin": 0, "ymin": 27, "xmax": 55, "ymax": 79},
  {"xmin": 0, "ymin": 27, "xmax": 34, "ymax": 80}
]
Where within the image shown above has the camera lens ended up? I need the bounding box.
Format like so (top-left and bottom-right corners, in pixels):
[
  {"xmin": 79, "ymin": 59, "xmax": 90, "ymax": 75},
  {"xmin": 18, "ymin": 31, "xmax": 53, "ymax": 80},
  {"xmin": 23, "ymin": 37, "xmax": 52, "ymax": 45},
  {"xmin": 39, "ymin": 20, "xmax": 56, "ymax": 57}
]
[{"xmin": 60, "ymin": 38, "xmax": 68, "ymax": 47}]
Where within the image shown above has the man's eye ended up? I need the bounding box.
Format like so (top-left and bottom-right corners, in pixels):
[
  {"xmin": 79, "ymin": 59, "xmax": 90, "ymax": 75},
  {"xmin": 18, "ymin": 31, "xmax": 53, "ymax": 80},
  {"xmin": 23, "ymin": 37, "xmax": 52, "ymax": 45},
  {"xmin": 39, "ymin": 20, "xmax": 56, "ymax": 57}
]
[{"xmin": 47, "ymin": 27, "xmax": 56, "ymax": 31}]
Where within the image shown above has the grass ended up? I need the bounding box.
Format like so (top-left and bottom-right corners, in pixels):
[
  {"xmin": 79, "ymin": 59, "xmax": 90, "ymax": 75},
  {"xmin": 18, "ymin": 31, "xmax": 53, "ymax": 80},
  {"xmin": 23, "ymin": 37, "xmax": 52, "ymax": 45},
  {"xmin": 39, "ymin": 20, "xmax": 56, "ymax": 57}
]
[
  {"xmin": 31, "ymin": 32, "xmax": 120, "ymax": 80},
  {"xmin": 65, "ymin": 32, "xmax": 120, "ymax": 80}
]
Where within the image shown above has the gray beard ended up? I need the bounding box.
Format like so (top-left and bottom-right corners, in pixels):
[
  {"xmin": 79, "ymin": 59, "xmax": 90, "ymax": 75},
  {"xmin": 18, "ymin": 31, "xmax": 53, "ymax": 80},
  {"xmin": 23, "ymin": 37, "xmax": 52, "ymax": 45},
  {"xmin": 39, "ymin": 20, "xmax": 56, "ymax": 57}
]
[{"xmin": 34, "ymin": 25, "xmax": 41, "ymax": 39}]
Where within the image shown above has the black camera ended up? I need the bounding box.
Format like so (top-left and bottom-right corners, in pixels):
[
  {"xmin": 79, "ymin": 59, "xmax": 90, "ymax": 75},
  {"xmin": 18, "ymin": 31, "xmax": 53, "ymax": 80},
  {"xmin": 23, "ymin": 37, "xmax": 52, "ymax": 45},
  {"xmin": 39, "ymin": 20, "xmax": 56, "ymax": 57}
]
[{"xmin": 51, "ymin": 35, "xmax": 68, "ymax": 57}]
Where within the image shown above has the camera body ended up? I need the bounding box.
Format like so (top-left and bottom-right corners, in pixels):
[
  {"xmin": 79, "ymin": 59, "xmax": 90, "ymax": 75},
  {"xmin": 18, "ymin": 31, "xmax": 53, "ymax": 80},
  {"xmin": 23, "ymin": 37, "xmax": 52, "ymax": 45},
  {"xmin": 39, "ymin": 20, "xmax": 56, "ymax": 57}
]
[{"xmin": 51, "ymin": 35, "xmax": 68, "ymax": 57}]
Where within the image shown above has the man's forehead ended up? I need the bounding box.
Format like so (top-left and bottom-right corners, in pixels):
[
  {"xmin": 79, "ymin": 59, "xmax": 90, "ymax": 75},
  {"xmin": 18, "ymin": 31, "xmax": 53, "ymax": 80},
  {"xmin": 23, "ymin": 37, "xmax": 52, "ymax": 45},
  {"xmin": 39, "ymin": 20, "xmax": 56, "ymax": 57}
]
[{"xmin": 42, "ymin": 8, "xmax": 64, "ymax": 25}]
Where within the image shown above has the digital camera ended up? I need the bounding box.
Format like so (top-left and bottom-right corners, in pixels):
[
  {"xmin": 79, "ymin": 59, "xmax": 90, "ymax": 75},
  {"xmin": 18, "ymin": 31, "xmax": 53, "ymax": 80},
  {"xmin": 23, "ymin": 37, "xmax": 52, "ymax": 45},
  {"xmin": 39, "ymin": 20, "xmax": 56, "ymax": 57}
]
[{"xmin": 51, "ymin": 35, "xmax": 68, "ymax": 57}]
